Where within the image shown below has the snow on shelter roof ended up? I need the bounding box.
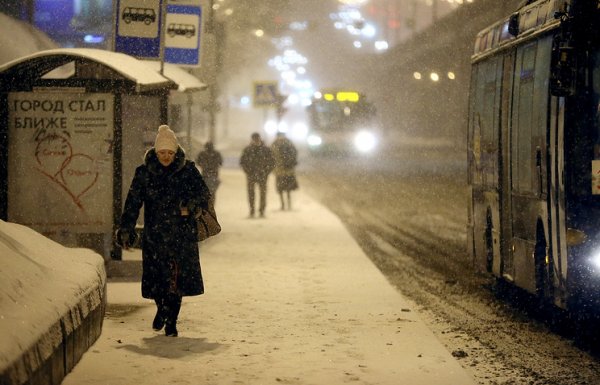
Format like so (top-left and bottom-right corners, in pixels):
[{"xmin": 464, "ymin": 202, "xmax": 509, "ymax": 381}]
[
  {"xmin": 0, "ymin": 48, "xmax": 177, "ymax": 93},
  {"xmin": 142, "ymin": 61, "xmax": 207, "ymax": 92}
]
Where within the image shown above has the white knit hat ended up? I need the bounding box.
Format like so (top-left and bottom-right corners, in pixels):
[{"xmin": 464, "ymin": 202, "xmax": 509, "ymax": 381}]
[{"xmin": 154, "ymin": 124, "xmax": 178, "ymax": 152}]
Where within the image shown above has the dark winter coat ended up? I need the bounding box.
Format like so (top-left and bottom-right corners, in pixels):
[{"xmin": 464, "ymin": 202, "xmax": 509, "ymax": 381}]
[
  {"xmin": 196, "ymin": 148, "xmax": 223, "ymax": 193},
  {"xmin": 271, "ymin": 137, "xmax": 299, "ymax": 192},
  {"xmin": 120, "ymin": 147, "xmax": 211, "ymax": 299},
  {"xmin": 239, "ymin": 142, "xmax": 275, "ymax": 181}
]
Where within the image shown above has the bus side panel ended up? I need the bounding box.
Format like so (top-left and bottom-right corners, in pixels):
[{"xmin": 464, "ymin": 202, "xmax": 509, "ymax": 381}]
[
  {"xmin": 499, "ymin": 49, "xmax": 516, "ymax": 281},
  {"xmin": 468, "ymin": 62, "xmax": 485, "ymax": 272},
  {"xmin": 469, "ymin": 57, "xmax": 503, "ymax": 275}
]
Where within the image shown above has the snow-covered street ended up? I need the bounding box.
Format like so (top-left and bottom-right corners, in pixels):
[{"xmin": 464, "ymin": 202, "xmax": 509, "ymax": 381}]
[
  {"xmin": 61, "ymin": 167, "xmax": 475, "ymax": 385},
  {"xmin": 300, "ymin": 143, "xmax": 600, "ymax": 385}
]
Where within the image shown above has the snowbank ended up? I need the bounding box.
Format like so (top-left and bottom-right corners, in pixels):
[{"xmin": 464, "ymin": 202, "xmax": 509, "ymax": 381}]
[{"xmin": 0, "ymin": 220, "xmax": 106, "ymax": 385}]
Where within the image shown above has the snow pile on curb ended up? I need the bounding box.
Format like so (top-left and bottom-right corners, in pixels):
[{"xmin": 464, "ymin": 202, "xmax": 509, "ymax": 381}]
[{"xmin": 0, "ymin": 220, "xmax": 106, "ymax": 385}]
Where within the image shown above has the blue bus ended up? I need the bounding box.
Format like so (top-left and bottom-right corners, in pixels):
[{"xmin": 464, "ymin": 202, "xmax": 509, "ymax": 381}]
[{"xmin": 467, "ymin": 0, "xmax": 600, "ymax": 314}]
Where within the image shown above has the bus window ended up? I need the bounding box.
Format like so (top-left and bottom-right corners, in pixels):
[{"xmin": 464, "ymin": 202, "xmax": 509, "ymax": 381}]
[
  {"xmin": 482, "ymin": 59, "xmax": 500, "ymax": 189},
  {"xmin": 512, "ymin": 43, "xmax": 537, "ymax": 194},
  {"xmin": 532, "ymin": 37, "xmax": 552, "ymax": 195}
]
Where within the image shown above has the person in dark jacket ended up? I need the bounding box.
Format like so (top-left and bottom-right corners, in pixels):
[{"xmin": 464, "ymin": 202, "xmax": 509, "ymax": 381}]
[
  {"xmin": 196, "ymin": 141, "xmax": 223, "ymax": 205},
  {"xmin": 271, "ymin": 132, "xmax": 299, "ymax": 210},
  {"xmin": 116, "ymin": 125, "xmax": 211, "ymax": 337},
  {"xmin": 239, "ymin": 132, "xmax": 275, "ymax": 218}
]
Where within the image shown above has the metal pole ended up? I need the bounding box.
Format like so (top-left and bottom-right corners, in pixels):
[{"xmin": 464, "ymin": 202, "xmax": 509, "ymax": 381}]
[
  {"xmin": 159, "ymin": 0, "xmax": 167, "ymax": 76},
  {"xmin": 207, "ymin": 0, "xmax": 216, "ymax": 144},
  {"xmin": 187, "ymin": 92, "xmax": 193, "ymax": 154}
]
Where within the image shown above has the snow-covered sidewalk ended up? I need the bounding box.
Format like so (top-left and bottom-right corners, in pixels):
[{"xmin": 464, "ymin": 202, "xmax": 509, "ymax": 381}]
[{"xmin": 62, "ymin": 166, "xmax": 476, "ymax": 385}]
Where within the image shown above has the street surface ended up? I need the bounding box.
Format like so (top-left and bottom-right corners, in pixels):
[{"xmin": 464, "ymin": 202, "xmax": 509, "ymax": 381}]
[
  {"xmin": 299, "ymin": 140, "xmax": 600, "ymax": 385},
  {"xmin": 62, "ymin": 167, "xmax": 476, "ymax": 385}
]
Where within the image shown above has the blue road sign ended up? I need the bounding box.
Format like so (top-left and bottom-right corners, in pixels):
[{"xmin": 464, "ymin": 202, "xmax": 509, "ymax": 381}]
[
  {"xmin": 165, "ymin": 2, "xmax": 203, "ymax": 66},
  {"xmin": 254, "ymin": 82, "xmax": 278, "ymax": 107},
  {"xmin": 114, "ymin": 0, "xmax": 164, "ymax": 59}
]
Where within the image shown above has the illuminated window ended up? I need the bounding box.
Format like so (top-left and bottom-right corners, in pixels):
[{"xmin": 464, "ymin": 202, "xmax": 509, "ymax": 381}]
[{"xmin": 336, "ymin": 91, "xmax": 360, "ymax": 102}]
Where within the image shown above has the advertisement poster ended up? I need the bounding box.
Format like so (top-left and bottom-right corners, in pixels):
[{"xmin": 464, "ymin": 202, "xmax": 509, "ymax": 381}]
[{"xmin": 7, "ymin": 91, "xmax": 114, "ymax": 234}]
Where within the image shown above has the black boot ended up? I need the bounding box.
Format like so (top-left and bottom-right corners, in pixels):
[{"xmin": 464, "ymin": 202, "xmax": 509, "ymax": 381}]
[
  {"xmin": 164, "ymin": 294, "xmax": 182, "ymax": 337},
  {"xmin": 152, "ymin": 298, "xmax": 165, "ymax": 331},
  {"xmin": 165, "ymin": 322, "xmax": 178, "ymax": 337}
]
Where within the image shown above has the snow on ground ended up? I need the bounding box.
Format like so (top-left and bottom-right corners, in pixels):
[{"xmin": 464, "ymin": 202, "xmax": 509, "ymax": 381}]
[
  {"xmin": 0, "ymin": 220, "xmax": 105, "ymax": 372},
  {"xmin": 60, "ymin": 167, "xmax": 476, "ymax": 385}
]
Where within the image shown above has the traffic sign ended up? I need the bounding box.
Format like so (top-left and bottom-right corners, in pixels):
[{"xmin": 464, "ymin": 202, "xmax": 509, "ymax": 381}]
[
  {"xmin": 254, "ymin": 82, "xmax": 279, "ymax": 107},
  {"xmin": 114, "ymin": 0, "xmax": 165, "ymax": 59},
  {"xmin": 164, "ymin": 0, "xmax": 205, "ymax": 66}
]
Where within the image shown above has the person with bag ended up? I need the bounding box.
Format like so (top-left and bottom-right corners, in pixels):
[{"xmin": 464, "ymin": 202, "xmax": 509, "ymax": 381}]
[
  {"xmin": 239, "ymin": 132, "xmax": 275, "ymax": 218},
  {"xmin": 115, "ymin": 124, "xmax": 211, "ymax": 337},
  {"xmin": 270, "ymin": 132, "xmax": 299, "ymax": 210}
]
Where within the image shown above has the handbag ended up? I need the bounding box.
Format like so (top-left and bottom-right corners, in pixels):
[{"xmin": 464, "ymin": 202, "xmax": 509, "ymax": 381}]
[{"xmin": 196, "ymin": 203, "xmax": 221, "ymax": 241}]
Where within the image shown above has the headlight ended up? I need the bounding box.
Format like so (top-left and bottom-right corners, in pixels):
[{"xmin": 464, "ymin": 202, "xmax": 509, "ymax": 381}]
[
  {"xmin": 354, "ymin": 130, "xmax": 377, "ymax": 153},
  {"xmin": 307, "ymin": 134, "xmax": 322, "ymax": 147},
  {"xmin": 590, "ymin": 251, "xmax": 600, "ymax": 270}
]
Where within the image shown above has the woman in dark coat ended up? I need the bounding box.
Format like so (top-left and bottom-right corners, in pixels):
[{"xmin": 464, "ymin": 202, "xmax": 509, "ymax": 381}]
[
  {"xmin": 116, "ymin": 125, "xmax": 211, "ymax": 337},
  {"xmin": 270, "ymin": 132, "xmax": 298, "ymax": 210}
]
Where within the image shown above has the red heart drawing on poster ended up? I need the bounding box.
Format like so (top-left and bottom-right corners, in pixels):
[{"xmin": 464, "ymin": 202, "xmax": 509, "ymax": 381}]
[
  {"xmin": 60, "ymin": 153, "xmax": 99, "ymax": 200},
  {"xmin": 35, "ymin": 134, "xmax": 72, "ymax": 178},
  {"xmin": 34, "ymin": 134, "xmax": 100, "ymax": 212}
]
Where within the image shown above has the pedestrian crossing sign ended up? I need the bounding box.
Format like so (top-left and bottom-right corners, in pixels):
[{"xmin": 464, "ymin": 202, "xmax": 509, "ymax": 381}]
[{"xmin": 253, "ymin": 82, "xmax": 278, "ymax": 107}]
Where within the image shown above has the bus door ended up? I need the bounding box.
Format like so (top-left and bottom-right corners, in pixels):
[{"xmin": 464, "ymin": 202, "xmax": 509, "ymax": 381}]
[
  {"xmin": 510, "ymin": 38, "xmax": 553, "ymax": 294},
  {"xmin": 509, "ymin": 41, "xmax": 546, "ymax": 293},
  {"xmin": 499, "ymin": 49, "xmax": 516, "ymax": 280},
  {"xmin": 548, "ymin": 95, "xmax": 567, "ymax": 305}
]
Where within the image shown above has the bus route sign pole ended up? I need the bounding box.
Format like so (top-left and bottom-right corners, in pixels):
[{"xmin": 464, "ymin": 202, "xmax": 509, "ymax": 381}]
[
  {"xmin": 113, "ymin": 0, "xmax": 165, "ymax": 60},
  {"xmin": 164, "ymin": 0, "xmax": 206, "ymax": 67}
]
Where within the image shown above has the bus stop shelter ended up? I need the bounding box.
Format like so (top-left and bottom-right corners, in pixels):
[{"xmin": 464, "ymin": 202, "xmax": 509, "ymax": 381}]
[{"xmin": 0, "ymin": 48, "xmax": 179, "ymax": 259}]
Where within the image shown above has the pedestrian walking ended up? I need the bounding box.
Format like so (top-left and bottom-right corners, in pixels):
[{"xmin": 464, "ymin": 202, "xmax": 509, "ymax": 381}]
[
  {"xmin": 196, "ymin": 141, "xmax": 223, "ymax": 205},
  {"xmin": 239, "ymin": 132, "xmax": 275, "ymax": 218},
  {"xmin": 271, "ymin": 132, "xmax": 299, "ymax": 210},
  {"xmin": 116, "ymin": 124, "xmax": 211, "ymax": 337}
]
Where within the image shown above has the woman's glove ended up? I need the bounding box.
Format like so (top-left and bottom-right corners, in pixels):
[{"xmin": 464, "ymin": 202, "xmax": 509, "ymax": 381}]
[{"xmin": 115, "ymin": 228, "xmax": 136, "ymax": 250}]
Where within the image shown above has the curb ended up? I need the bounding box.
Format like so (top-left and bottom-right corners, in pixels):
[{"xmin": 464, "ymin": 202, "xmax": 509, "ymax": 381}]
[{"xmin": 0, "ymin": 274, "xmax": 106, "ymax": 385}]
